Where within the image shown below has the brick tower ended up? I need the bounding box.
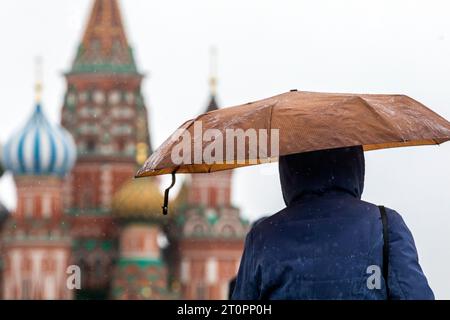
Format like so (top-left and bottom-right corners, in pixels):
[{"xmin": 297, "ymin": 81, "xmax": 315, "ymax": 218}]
[
  {"xmin": 1, "ymin": 77, "xmax": 77, "ymax": 299},
  {"xmin": 176, "ymin": 52, "xmax": 250, "ymax": 299},
  {"xmin": 61, "ymin": 0, "xmax": 151, "ymax": 299},
  {"xmin": 111, "ymin": 178, "xmax": 177, "ymax": 300}
]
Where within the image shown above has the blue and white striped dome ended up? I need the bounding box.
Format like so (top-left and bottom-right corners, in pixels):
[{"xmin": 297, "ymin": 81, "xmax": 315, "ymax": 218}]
[{"xmin": 2, "ymin": 104, "xmax": 76, "ymax": 177}]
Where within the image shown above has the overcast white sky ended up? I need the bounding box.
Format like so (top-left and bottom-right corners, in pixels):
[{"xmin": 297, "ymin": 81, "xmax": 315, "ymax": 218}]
[{"xmin": 1, "ymin": 0, "xmax": 450, "ymax": 298}]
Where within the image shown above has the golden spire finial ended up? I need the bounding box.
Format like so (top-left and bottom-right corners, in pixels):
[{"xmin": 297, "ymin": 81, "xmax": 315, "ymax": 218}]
[
  {"xmin": 34, "ymin": 56, "xmax": 43, "ymax": 103},
  {"xmin": 209, "ymin": 46, "xmax": 218, "ymax": 96}
]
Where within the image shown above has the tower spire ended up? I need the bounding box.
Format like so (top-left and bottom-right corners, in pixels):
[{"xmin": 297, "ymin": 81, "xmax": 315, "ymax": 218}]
[
  {"xmin": 209, "ymin": 46, "xmax": 218, "ymax": 96},
  {"xmin": 34, "ymin": 56, "xmax": 43, "ymax": 104},
  {"xmin": 70, "ymin": 0, "xmax": 138, "ymax": 74},
  {"xmin": 205, "ymin": 46, "xmax": 219, "ymax": 113}
]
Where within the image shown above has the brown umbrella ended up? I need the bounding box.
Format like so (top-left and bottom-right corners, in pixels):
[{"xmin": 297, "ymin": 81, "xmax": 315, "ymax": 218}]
[{"xmin": 135, "ymin": 90, "xmax": 450, "ymax": 213}]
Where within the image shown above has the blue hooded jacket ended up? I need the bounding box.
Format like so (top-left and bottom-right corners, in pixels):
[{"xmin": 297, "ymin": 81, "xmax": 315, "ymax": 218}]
[{"xmin": 232, "ymin": 146, "xmax": 434, "ymax": 300}]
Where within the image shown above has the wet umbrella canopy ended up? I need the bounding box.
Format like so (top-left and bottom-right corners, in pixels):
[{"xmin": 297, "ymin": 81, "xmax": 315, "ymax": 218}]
[
  {"xmin": 135, "ymin": 90, "xmax": 450, "ymax": 214},
  {"xmin": 137, "ymin": 90, "xmax": 450, "ymax": 177}
]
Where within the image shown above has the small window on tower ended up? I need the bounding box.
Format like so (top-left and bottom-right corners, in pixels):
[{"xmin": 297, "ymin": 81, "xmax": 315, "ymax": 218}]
[
  {"xmin": 116, "ymin": 139, "xmax": 126, "ymax": 152},
  {"xmin": 181, "ymin": 260, "xmax": 190, "ymax": 284},
  {"xmin": 87, "ymin": 140, "xmax": 96, "ymax": 152},
  {"xmin": 24, "ymin": 197, "xmax": 33, "ymax": 218},
  {"xmin": 94, "ymin": 258, "xmax": 104, "ymax": 279},
  {"xmin": 196, "ymin": 283, "xmax": 207, "ymax": 300},
  {"xmin": 79, "ymin": 91, "xmax": 88, "ymax": 103},
  {"xmin": 81, "ymin": 187, "xmax": 94, "ymax": 209},
  {"xmin": 125, "ymin": 91, "xmax": 135, "ymax": 104},
  {"xmin": 93, "ymin": 90, "xmax": 105, "ymax": 104},
  {"xmin": 41, "ymin": 195, "xmax": 52, "ymax": 218},
  {"xmin": 22, "ymin": 279, "xmax": 31, "ymax": 299},
  {"xmin": 67, "ymin": 93, "xmax": 76, "ymax": 106},
  {"xmin": 208, "ymin": 188, "xmax": 217, "ymax": 207},
  {"xmin": 108, "ymin": 90, "xmax": 121, "ymax": 105}
]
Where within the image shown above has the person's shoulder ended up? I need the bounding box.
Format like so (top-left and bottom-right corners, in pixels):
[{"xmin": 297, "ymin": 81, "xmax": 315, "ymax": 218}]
[
  {"xmin": 358, "ymin": 200, "xmax": 404, "ymax": 218},
  {"xmin": 368, "ymin": 203, "xmax": 404, "ymax": 219},
  {"xmin": 248, "ymin": 206, "xmax": 290, "ymax": 239},
  {"xmin": 361, "ymin": 202, "xmax": 407, "ymax": 230},
  {"xmin": 383, "ymin": 206, "xmax": 408, "ymax": 229}
]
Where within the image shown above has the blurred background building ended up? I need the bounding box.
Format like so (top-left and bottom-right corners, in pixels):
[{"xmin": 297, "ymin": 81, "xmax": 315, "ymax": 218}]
[{"xmin": 0, "ymin": 0, "xmax": 249, "ymax": 300}]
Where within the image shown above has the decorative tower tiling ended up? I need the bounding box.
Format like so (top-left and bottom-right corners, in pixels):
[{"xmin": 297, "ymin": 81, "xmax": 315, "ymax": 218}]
[
  {"xmin": 61, "ymin": 0, "xmax": 151, "ymax": 299},
  {"xmin": 111, "ymin": 178, "xmax": 177, "ymax": 300},
  {"xmin": 0, "ymin": 72, "xmax": 76, "ymax": 299},
  {"xmin": 175, "ymin": 51, "xmax": 250, "ymax": 299},
  {"xmin": 0, "ymin": 1, "xmax": 252, "ymax": 301}
]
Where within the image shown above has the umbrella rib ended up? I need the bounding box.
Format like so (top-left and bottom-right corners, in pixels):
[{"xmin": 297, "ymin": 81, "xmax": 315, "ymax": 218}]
[
  {"xmin": 357, "ymin": 97, "xmax": 406, "ymax": 142},
  {"xmin": 267, "ymin": 101, "xmax": 277, "ymax": 159}
]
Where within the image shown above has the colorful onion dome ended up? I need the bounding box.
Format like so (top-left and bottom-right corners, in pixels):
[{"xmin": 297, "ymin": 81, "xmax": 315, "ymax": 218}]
[
  {"xmin": 112, "ymin": 177, "xmax": 166, "ymax": 221},
  {"xmin": 1, "ymin": 104, "xmax": 76, "ymax": 177}
]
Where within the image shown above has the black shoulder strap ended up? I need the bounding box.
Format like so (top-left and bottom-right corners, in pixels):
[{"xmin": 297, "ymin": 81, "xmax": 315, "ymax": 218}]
[{"xmin": 378, "ymin": 205, "xmax": 390, "ymax": 298}]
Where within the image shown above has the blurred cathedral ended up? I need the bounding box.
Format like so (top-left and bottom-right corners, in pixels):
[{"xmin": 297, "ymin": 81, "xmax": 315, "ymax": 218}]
[{"xmin": 0, "ymin": 0, "xmax": 249, "ymax": 300}]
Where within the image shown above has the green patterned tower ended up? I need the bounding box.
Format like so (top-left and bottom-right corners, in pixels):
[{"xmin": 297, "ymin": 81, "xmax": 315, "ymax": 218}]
[
  {"xmin": 111, "ymin": 178, "xmax": 178, "ymax": 300},
  {"xmin": 61, "ymin": 0, "xmax": 152, "ymax": 299}
]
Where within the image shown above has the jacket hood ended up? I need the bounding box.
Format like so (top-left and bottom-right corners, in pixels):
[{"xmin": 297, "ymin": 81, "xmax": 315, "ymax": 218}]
[{"xmin": 279, "ymin": 146, "xmax": 365, "ymax": 206}]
